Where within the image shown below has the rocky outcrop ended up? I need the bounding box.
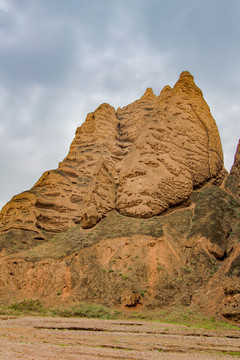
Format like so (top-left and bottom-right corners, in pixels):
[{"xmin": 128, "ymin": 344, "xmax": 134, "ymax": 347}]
[
  {"xmin": 0, "ymin": 72, "xmax": 224, "ymax": 244},
  {"xmin": 0, "ymin": 103, "xmax": 120, "ymax": 242},
  {"xmin": 0, "ymin": 72, "xmax": 239, "ymax": 323},
  {"xmin": 0, "ymin": 182, "xmax": 239, "ymax": 323},
  {"xmin": 230, "ymin": 139, "xmax": 240, "ymax": 179},
  {"xmin": 117, "ymin": 71, "xmax": 223, "ymax": 217}
]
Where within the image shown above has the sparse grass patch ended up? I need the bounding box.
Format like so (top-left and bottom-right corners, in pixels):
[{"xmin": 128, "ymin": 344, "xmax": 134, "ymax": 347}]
[
  {"xmin": 180, "ymin": 266, "xmax": 192, "ymax": 274},
  {"xmin": 55, "ymin": 302, "xmax": 122, "ymax": 319},
  {"xmin": 120, "ymin": 273, "xmax": 129, "ymax": 280},
  {"xmin": 0, "ymin": 299, "xmax": 239, "ymax": 331},
  {"xmin": 0, "ymin": 299, "xmax": 47, "ymax": 316},
  {"xmin": 132, "ymin": 306, "xmax": 240, "ymax": 330},
  {"xmin": 140, "ymin": 289, "xmax": 147, "ymax": 297},
  {"xmin": 157, "ymin": 262, "xmax": 165, "ymax": 272},
  {"xmin": 174, "ymin": 277, "xmax": 183, "ymax": 283},
  {"xmin": 19, "ymin": 211, "xmax": 166, "ymax": 262},
  {"xmin": 127, "ymin": 311, "xmax": 149, "ymax": 320},
  {"xmin": 222, "ymin": 351, "xmax": 240, "ymax": 357}
]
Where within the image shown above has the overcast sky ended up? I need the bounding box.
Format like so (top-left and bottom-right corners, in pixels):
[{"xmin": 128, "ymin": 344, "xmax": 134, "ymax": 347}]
[{"xmin": 0, "ymin": 0, "xmax": 239, "ymax": 210}]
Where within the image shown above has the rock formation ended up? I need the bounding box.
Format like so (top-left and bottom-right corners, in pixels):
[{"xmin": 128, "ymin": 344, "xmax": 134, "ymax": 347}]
[
  {"xmin": 230, "ymin": 139, "xmax": 240, "ymax": 179},
  {"xmin": 0, "ymin": 72, "xmax": 239, "ymax": 323},
  {"xmin": 0, "ymin": 71, "xmax": 224, "ymax": 239}
]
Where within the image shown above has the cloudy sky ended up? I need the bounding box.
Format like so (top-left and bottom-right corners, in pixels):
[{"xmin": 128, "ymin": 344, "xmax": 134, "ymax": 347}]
[{"xmin": 0, "ymin": 0, "xmax": 239, "ymax": 210}]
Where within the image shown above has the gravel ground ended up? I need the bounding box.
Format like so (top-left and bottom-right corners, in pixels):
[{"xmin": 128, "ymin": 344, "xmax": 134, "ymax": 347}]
[{"xmin": 0, "ymin": 316, "xmax": 239, "ymax": 359}]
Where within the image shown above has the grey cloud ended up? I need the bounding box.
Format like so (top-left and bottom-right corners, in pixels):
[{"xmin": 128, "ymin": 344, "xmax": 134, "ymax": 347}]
[
  {"xmin": 0, "ymin": 16, "xmax": 77, "ymax": 87},
  {"xmin": 0, "ymin": 0, "xmax": 141, "ymax": 90},
  {"xmin": 140, "ymin": 1, "xmax": 240, "ymax": 85},
  {"xmin": 0, "ymin": 0, "xmax": 239, "ymax": 210}
]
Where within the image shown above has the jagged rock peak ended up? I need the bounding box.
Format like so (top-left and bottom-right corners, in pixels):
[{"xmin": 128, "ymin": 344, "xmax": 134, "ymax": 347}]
[
  {"xmin": 173, "ymin": 70, "xmax": 203, "ymax": 96},
  {"xmin": 159, "ymin": 85, "xmax": 172, "ymax": 94},
  {"xmin": 179, "ymin": 70, "xmax": 194, "ymax": 79},
  {"xmin": 140, "ymin": 87, "xmax": 156, "ymax": 100}
]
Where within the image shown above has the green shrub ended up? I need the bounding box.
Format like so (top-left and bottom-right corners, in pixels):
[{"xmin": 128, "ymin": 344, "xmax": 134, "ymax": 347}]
[
  {"xmin": 57, "ymin": 302, "xmax": 121, "ymax": 319},
  {"xmin": 9, "ymin": 299, "xmax": 43, "ymax": 313}
]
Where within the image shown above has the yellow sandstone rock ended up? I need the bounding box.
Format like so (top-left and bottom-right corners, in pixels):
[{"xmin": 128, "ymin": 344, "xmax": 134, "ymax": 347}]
[{"xmin": 0, "ymin": 72, "xmax": 224, "ymax": 238}]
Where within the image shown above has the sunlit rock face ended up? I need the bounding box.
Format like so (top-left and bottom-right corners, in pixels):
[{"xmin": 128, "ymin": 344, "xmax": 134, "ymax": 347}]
[
  {"xmin": 116, "ymin": 71, "xmax": 223, "ymax": 217},
  {"xmin": 0, "ymin": 71, "xmax": 224, "ymax": 238}
]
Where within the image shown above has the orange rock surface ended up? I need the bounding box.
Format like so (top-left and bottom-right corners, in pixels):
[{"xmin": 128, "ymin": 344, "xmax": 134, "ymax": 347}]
[
  {"xmin": 0, "ymin": 73, "xmax": 239, "ymax": 323},
  {"xmin": 0, "ymin": 72, "xmax": 224, "ymax": 238}
]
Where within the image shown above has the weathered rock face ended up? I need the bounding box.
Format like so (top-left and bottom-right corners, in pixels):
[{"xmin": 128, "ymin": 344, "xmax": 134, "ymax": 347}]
[
  {"xmin": 0, "ymin": 71, "xmax": 224, "ymax": 241},
  {"xmin": 0, "ymin": 103, "xmax": 119, "ymax": 240},
  {"xmin": 0, "ymin": 72, "xmax": 239, "ymax": 323},
  {"xmin": 117, "ymin": 72, "xmax": 224, "ymax": 218},
  {"xmin": 0, "ymin": 182, "xmax": 239, "ymax": 321},
  {"xmin": 230, "ymin": 139, "xmax": 240, "ymax": 179}
]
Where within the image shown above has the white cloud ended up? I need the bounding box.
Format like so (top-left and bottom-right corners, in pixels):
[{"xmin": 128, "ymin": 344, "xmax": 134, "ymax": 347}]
[{"xmin": 0, "ymin": 0, "xmax": 8, "ymax": 11}]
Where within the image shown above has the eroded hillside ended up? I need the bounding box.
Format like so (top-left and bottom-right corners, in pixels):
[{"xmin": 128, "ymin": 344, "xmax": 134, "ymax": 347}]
[{"xmin": 0, "ymin": 72, "xmax": 239, "ymax": 322}]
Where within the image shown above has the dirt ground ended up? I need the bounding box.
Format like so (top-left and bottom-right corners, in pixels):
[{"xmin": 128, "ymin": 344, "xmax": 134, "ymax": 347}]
[{"xmin": 0, "ymin": 316, "xmax": 239, "ymax": 360}]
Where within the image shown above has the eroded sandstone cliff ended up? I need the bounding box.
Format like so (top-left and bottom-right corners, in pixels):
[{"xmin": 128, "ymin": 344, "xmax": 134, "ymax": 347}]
[
  {"xmin": 0, "ymin": 71, "xmax": 224, "ymax": 242},
  {"xmin": 0, "ymin": 72, "xmax": 239, "ymax": 323}
]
